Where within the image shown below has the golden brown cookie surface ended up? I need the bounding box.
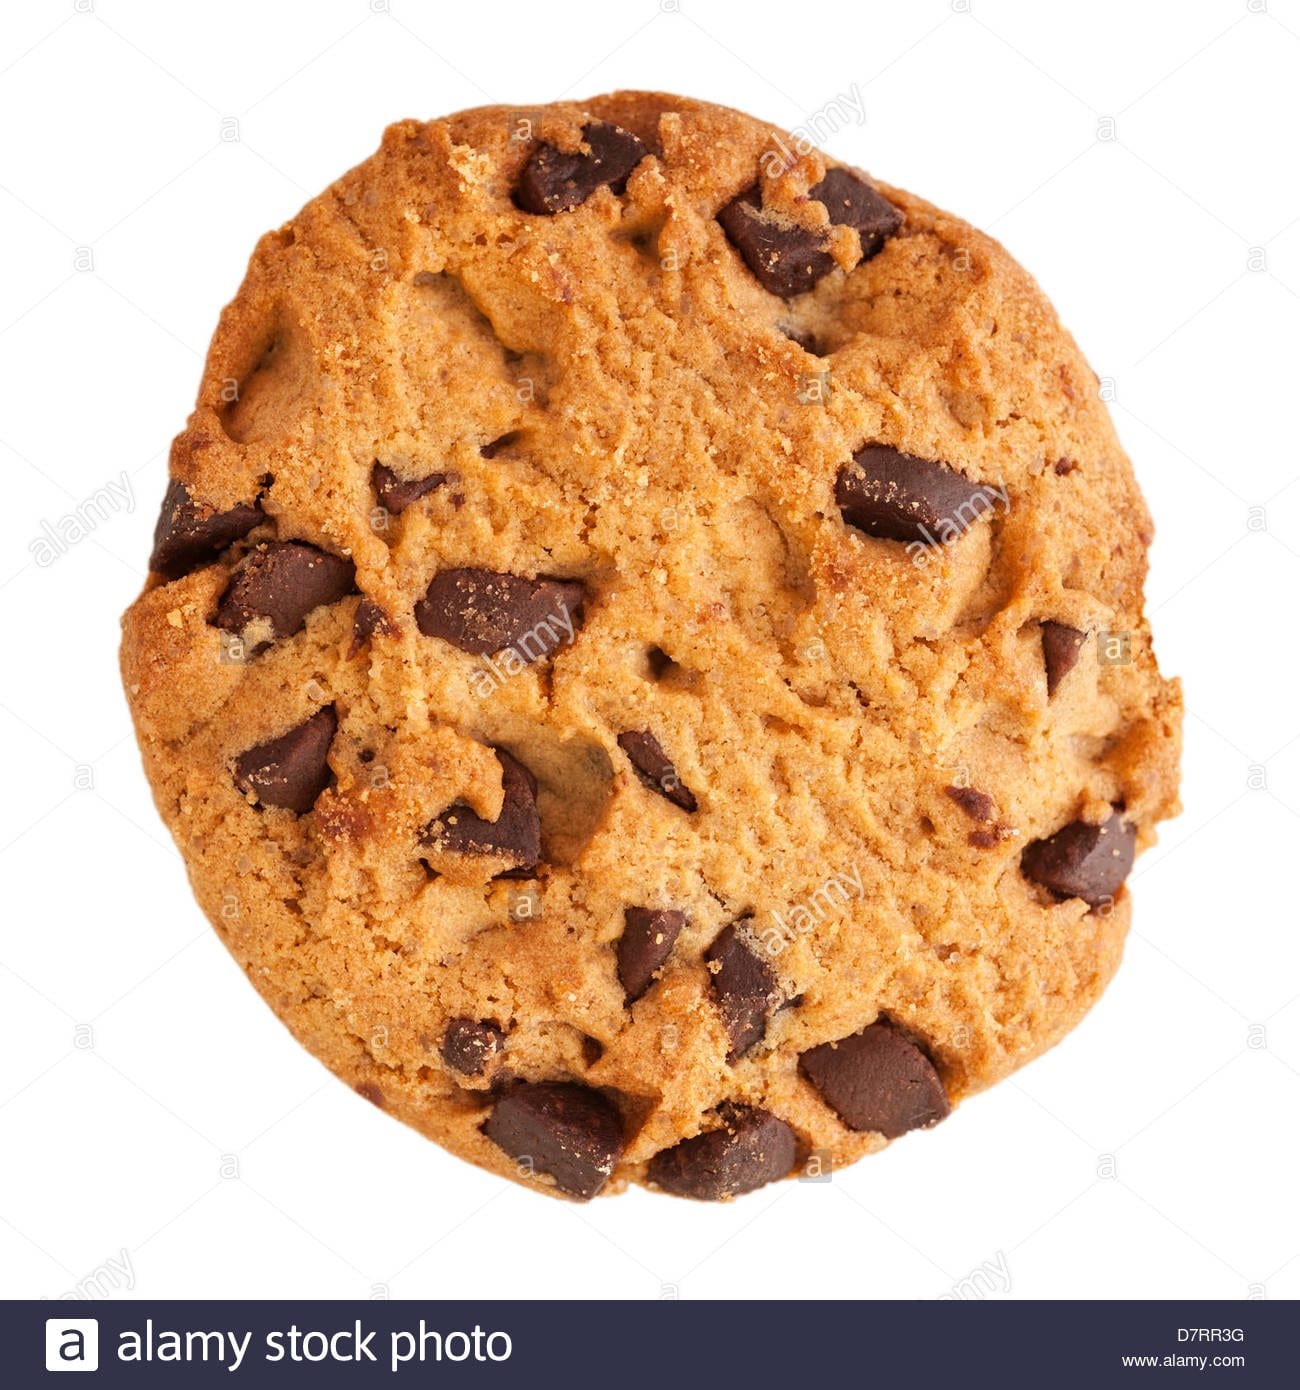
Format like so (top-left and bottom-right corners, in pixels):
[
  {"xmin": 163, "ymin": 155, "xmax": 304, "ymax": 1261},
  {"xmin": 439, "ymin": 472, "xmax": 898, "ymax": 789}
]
[{"xmin": 120, "ymin": 92, "xmax": 1182, "ymax": 1201}]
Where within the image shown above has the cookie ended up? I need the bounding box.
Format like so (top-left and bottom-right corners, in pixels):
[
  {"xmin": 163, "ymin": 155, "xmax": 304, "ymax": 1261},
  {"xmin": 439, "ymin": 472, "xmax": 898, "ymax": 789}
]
[{"xmin": 120, "ymin": 92, "xmax": 1182, "ymax": 1201}]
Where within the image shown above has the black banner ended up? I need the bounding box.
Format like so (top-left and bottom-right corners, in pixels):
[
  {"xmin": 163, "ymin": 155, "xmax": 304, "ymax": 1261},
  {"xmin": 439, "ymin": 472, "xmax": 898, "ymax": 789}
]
[{"xmin": 12, "ymin": 1299, "xmax": 1289, "ymax": 1386}]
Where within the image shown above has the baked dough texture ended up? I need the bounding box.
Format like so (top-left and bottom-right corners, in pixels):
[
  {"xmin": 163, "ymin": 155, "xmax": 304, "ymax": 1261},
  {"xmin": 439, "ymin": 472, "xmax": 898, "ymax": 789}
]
[{"xmin": 120, "ymin": 92, "xmax": 1182, "ymax": 1201}]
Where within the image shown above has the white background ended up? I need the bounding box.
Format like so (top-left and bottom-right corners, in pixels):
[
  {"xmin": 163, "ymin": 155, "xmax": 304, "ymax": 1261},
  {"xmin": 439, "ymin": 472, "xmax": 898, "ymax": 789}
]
[{"xmin": 2, "ymin": 0, "xmax": 1297, "ymax": 1302}]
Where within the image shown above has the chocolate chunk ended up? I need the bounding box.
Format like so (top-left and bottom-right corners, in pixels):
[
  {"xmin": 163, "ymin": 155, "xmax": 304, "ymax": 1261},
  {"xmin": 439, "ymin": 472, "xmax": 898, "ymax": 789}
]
[
  {"xmin": 718, "ymin": 188, "xmax": 835, "ymax": 298},
  {"xmin": 808, "ymin": 167, "xmax": 902, "ymax": 259},
  {"xmin": 415, "ymin": 568, "xmax": 584, "ymax": 662},
  {"xmin": 424, "ymin": 749, "xmax": 541, "ymax": 871},
  {"xmin": 648, "ymin": 1105, "xmax": 797, "ymax": 1200},
  {"xmin": 836, "ymin": 445, "xmax": 1000, "ymax": 544},
  {"xmin": 481, "ymin": 431, "xmax": 522, "ymax": 459},
  {"xmin": 355, "ymin": 1082, "xmax": 384, "ymax": 1107},
  {"xmin": 233, "ymin": 705, "xmax": 337, "ymax": 814},
  {"xmin": 372, "ymin": 461, "xmax": 449, "ymax": 513},
  {"xmin": 1054, "ymin": 457, "xmax": 1078, "ymax": 476},
  {"xmin": 706, "ymin": 923, "xmax": 780, "ymax": 1062},
  {"xmin": 581, "ymin": 1035, "xmax": 605, "ymax": 1067},
  {"xmin": 1021, "ymin": 808, "xmax": 1135, "ymax": 908},
  {"xmin": 516, "ymin": 120, "xmax": 647, "ymax": 214},
  {"xmin": 945, "ymin": 786, "xmax": 995, "ymax": 822},
  {"xmin": 1042, "ymin": 621, "xmax": 1087, "ymax": 697},
  {"xmin": 719, "ymin": 169, "xmax": 900, "ymax": 298},
  {"xmin": 349, "ymin": 598, "xmax": 393, "ymax": 656},
  {"xmin": 215, "ymin": 541, "xmax": 357, "ymax": 639},
  {"xmin": 968, "ymin": 828, "xmax": 1003, "ymax": 849},
  {"xmin": 441, "ymin": 1018, "xmax": 505, "ymax": 1076},
  {"xmin": 799, "ymin": 1022, "xmax": 950, "ymax": 1138},
  {"xmin": 150, "ymin": 480, "xmax": 262, "ymax": 579},
  {"xmin": 483, "ymin": 1081, "xmax": 624, "ymax": 1199},
  {"xmin": 617, "ymin": 907, "xmax": 686, "ymax": 1003},
  {"xmin": 617, "ymin": 730, "xmax": 697, "ymax": 812}
]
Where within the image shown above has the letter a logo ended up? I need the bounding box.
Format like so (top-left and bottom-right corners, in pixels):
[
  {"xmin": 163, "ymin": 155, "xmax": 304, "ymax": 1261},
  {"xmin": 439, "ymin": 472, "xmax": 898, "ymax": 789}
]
[{"xmin": 46, "ymin": 1318, "xmax": 99, "ymax": 1371}]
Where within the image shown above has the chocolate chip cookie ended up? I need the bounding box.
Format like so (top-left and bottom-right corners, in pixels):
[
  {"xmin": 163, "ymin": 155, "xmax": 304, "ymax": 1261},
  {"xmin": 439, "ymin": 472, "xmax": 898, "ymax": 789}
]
[{"xmin": 120, "ymin": 92, "xmax": 1182, "ymax": 1201}]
